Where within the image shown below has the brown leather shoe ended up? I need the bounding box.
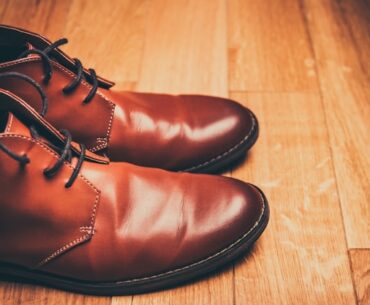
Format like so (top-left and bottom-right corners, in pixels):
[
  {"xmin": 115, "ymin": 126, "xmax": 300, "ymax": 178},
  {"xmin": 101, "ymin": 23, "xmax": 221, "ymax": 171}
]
[
  {"xmin": 0, "ymin": 24, "xmax": 259, "ymax": 172},
  {"xmin": 0, "ymin": 87, "xmax": 268, "ymax": 295}
]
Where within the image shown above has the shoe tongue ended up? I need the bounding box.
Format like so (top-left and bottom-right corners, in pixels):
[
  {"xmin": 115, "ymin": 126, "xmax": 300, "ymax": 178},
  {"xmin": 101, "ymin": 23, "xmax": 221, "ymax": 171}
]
[{"xmin": 4, "ymin": 113, "xmax": 32, "ymax": 137}]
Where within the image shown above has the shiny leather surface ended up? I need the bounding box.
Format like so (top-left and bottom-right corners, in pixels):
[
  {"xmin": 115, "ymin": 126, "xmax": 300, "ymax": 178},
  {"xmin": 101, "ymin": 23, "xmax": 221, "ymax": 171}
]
[
  {"xmin": 0, "ymin": 91, "xmax": 265, "ymax": 282},
  {"xmin": 0, "ymin": 25, "xmax": 257, "ymax": 170}
]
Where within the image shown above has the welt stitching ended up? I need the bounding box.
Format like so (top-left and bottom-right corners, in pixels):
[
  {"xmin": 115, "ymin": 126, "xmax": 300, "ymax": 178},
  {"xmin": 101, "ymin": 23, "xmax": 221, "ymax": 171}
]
[
  {"xmin": 0, "ymin": 58, "xmax": 116, "ymax": 152},
  {"xmin": 0, "ymin": 134, "xmax": 100, "ymax": 267},
  {"xmin": 116, "ymin": 184, "xmax": 266, "ymax": 283},
  {"xmin": 183, "ymin": 111, "xmax": 256, "ymax": 172},
  {"xmin": 1, "ymin": 133, "xmax": 266, "ymax": 282}
]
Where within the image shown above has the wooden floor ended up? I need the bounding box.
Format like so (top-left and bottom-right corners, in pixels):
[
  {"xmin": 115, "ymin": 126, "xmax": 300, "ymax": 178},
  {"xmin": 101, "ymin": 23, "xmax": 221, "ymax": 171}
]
[{"xmin": 0, "ymin": 0, "xmax": 369, "ymax": 304}]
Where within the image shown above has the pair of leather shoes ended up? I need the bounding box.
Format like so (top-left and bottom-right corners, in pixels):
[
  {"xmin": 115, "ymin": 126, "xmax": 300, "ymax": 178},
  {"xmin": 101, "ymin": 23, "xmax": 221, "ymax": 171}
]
[{"xmin": 0, "ymin": 25, "xmax": 269, "ymax": 295}]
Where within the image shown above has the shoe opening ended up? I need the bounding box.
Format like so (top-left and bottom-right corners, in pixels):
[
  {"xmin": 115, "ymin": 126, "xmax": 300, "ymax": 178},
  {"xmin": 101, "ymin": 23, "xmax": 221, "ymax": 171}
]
[
  {"xmin": 0, "ymin": 111, "xmax": 9, "ymax": 133},
  {"xmin": 0, "ymin": 43, "xmax": 29, "ymax": 63}
]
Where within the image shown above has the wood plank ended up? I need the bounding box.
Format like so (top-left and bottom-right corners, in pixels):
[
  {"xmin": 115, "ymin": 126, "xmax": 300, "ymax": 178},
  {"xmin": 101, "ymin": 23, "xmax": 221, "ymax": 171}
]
[
  {"xmin": 231, "ymin": 92, "xmax": 356, "ymax": 305},
  {"xmin": 1, "ymin": 0, "xmax": 368, "ymax": 303},
  {"xmin": 116, "ymin": 271, "xmax": 233, "ymax": 305},
  {"xmin": 0, "ymin": 0, "xmax": 72, "ymax": 39},
  {"xmin": 0, "ymin": 283, "xmax": 111, "ymax": 305},
  {"xmin": 302, "ymin": 0, "xmax": 370, "ymax": 248},
  {"xmin": 63, "ymin": 0, "xmax": 149, "ymax": 91},
  {"xmin": 349, "ymin": 250, "xmax": 370, "ymax": 305},
  {"xmin": 227, "ymin": 0, "xmax": 318, "ymax": 92},
  {"xmin": 137, "ymin": 0, "xmax": 228, "ymax": 96},
  {"xmin": 339, "ymin": 0, "xmax": 370, "ymax": 78}
]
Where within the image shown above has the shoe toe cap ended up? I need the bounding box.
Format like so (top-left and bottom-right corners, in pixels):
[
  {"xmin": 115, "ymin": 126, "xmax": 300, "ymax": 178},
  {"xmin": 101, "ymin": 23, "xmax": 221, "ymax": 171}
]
[
  {"xmin": 179, "ymin": 95, "xmax": 258, "ymax": 171},
  {"xmin": 172, "ymin": 175, "xmax": 267, "ymax": 268}
]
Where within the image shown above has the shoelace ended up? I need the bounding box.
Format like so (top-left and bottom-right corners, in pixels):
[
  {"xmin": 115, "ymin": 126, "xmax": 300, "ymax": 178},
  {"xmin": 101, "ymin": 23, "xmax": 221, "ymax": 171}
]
[
  {"xmin": 18, "ymin": 38, "xmax": 99, "ymax": 106},
  {"xmin": 0, "ymin": 72, "xmax": 48, "ymax": 116},
  {"xmin": 32, "ymin": 127, "xmax": 86, "ymax": 188},
  {"xmin": 0, "ymin": 72, "xmax": 86, "ymax": 188}
]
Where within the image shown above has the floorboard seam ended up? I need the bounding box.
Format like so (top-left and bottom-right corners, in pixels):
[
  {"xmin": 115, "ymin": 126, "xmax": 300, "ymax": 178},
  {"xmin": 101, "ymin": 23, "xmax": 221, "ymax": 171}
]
[{"xmin": 298, "ymin": 1, "xmax": 359, "ymax": 303}]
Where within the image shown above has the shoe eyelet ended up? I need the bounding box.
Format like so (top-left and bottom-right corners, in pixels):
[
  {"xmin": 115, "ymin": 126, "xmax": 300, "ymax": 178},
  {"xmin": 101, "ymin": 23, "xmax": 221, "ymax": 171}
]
[
  {"xmin": 43, "ymin": 168, "xmax": 51, "ymax": 177},
  {"xmin": 20, "ymin": 154, "xmax": 30, "ymax": 166}
]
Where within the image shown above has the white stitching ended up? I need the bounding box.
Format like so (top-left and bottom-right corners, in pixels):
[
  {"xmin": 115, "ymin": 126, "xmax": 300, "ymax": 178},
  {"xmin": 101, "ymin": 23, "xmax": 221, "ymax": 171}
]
[
  {"xmin": 14, "ymin": 185, "xmax": 266, "ymax": 283},
  {"xmin": 0, "ymin": 135, "xmax": 267, "ymax": 283},
  {"xmin": 0, "ymin": 134, "xmax": 101, "ymax": 268},
  {"xmin": 36, "ymin": 188, "xmax": 100, "ymax": 268},
  {"xmin": 35, "ymin": 235, "xmax": 91, "ymax": 268},
  {"xmin": 0, "ymin": 57, "xmax": 39, "ymax": 69},
  {"xmin": 4, "ymin": 114, "xmax": 14, "ymax": 133},
  {"xmin": 42, "ymin": 60, "xmax": 116, "ymax": 152},
  {"xmin": 80, "ymin": 226, "xmax": 96, "ymax": 235},
  {"xmin": 89, "ymin": 102, "xmax": 115, "ymax": 152},
  {"xmin": 0, "ymin": 58, "xmax": 116, "ymax": 152}
]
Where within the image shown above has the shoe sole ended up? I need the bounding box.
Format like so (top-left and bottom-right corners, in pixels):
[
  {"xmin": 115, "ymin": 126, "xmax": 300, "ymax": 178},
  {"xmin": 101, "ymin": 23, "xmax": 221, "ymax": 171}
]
[
  {"xmin": 183, "ymin": 110, "xmax": 259, "ymax": 174},
  {"xmin": 0, "ymin": 185, "xmax": 269, "ymax": 296}
]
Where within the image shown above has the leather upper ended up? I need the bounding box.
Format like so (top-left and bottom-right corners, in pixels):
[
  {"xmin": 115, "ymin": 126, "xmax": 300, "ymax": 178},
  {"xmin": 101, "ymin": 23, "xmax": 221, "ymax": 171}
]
[
  {"xmin": 0, "ymin": 90, "xmax": 265, "ymax": 282},
  {"xmin": 0, "ymin": 24, "xmax": 257, "ymax": 171}
]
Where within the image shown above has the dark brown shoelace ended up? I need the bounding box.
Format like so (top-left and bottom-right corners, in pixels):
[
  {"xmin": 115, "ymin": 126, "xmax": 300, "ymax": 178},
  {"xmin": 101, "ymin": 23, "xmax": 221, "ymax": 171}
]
[
  {"xmin": 18, "ymin": 38, "xmax": 99, "ymax": 106},
  {"xmin": 0, "ymin": 72, "xmax": 86, "ymax": 188},
  {"xmin": 0, "ymin": 72, "xmax": 48, "ymax": 116}
]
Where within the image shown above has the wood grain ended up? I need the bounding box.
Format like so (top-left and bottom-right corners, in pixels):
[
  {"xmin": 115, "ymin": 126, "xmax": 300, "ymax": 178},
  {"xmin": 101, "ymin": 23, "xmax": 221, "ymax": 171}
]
[
  {"xmin": 302, "ymin": 0, "xmax": 370, "ymax": 248},
  {"xmin": 63, "ymin": 0, "xmax": 148, "ymax": 90},
  {"xmin": 228, "ymin": 0, "xmax": 318, "ymax": 91},
  {"xmin": 137, "ymin": 0, "xmax": 228, "ymax": 96},
  {"xmin": 339, "ymin": 0, "xmax": 370, "ymax": 78},
  {"xmin": 230, "ymin": 92, "xmax": 356, "ymax": 305},
  {"xmin": 0, "ymin": 0, "xmax": 369, "ymax": 304},
  {"xmin": 0, "ymin": 284, "xmax": 111, "ymax": 305},
  {"xmin": 0, "ymin": 0, "xmax": 72, "ymax": 39},
  {"xmin": 350, "ymin": 250, "xmax": 370, "ymax": 305}
]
